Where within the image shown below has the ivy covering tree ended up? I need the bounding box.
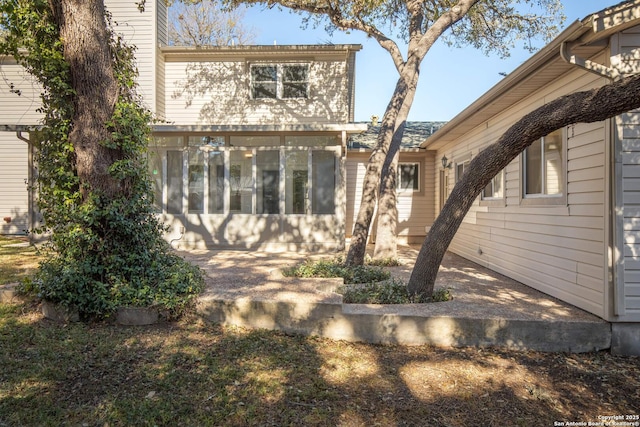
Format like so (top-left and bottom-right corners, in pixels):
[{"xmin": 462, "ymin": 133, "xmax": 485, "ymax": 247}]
[{"xmin": 0, "ymin": 0, "xmax": 204, "ymax": 318}]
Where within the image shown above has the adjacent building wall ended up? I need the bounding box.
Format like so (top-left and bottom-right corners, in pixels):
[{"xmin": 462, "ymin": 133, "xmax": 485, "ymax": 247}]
[
  {"xmin": 346, "ymin": 151, "xmax": 435, "ymax": 243},
  {"xmin": 613, "ymin": 25, "xmax": 640, "ymax": 321},
  {"xmin": 436, "ymin": 59, "xmax": 611, "ymax": 319},
  {"xmin": 0, "ymin": 57, "xmax": 43, "ymax": 126},
  {"xmin": 0, "ymin": 133, "xmax": 29, "ymax": 234},
  {"xmin": 0, "ymin": 57, "xmax": 41, "ymax": 235}
]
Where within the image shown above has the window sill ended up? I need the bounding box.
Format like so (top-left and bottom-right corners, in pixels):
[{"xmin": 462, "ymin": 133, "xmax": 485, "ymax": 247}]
[
  {"xmin": 520, "ymin": 194, "xmax": 566, "ymax": 207},
  {"xmin": 480, "ymin": 198, "xmax": 506, "ymax": 208}
]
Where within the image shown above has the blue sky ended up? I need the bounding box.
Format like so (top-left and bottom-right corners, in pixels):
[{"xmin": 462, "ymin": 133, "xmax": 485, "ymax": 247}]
[{"xmin": 240, "ymin": 1, "xmax": 623, "ymax": 122}]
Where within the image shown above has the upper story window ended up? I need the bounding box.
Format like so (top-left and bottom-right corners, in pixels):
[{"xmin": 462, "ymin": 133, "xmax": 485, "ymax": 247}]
[
  {"xmin": 523, "ymin": 128, "xmax": 564, "ymax": 200},
  {"xmin": 282, "ymin": 65, "xmax": 308, "ymax": 98},
  {"xmin": 398, "ymin": 163, "xmax": 419, "ymax": 192},
  {"xmin": 251, "ymin": 65, "xmax": 277, "ymax": 99},
  {"xmin": 251, "ymin": 64, "xmax": 309, "ymax": 99}
]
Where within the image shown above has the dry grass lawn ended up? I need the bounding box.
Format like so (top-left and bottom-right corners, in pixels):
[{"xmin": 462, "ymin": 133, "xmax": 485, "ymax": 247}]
[
  {"xmin": 1, "ymin": 236, "xmax": 639, "ymax": 426},
  {"xmin": 0, "ymin": 302, "xmax": 639, "ymax": 426}
]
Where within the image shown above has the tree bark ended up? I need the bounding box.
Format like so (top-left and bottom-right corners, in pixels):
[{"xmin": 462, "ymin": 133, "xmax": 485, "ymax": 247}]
[
  {"xmin": 373, "ymin": 149, "xmax": 400, "ymax": 260},
  {"xmin": 49, "ymin": 0, "xmax": 122, "ymax": 199},
  {"xmin": 346, "ymin": 61, "xmax": 419, "ymax": 266},
  {"xmin": 407, "ymin": 73, "xmax": 640, "ymax": 297},
  {"xmin": 345, "ymin": 77, "xmax": 410, "ymax": 266}
]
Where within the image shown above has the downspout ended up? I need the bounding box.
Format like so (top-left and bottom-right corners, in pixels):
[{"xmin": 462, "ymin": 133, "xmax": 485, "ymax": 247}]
[
  {"xmin": 16, "ymin": 130, "xmax": 31, "ymax": 144},
  {"xmin": 560, "ymin": 41, "xmax": 619, "ymax": 80},
  {"xmin": 560, "ymin": 41, "xmax": 623, "ymax": 317},
  {"xmin": 16, "ymin": 131, "xmax": 36, "ymax": 240}
]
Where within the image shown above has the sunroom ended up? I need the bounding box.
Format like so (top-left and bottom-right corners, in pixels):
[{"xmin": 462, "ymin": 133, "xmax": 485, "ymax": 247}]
[{"xmin": 148, "ymin": 125, "xmax": 366, "ymax": 250}]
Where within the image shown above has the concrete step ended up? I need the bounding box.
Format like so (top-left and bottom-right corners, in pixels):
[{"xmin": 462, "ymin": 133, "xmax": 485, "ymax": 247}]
[{"xmin": 196, "ymin": 288, "xmax": 611, "ymax": 353}]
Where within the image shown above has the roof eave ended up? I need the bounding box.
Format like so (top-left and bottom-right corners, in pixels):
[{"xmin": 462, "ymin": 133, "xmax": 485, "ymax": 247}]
[
  {"xmin": 421, "ymin": 0, "xmax": 640, "ymax": 150},
  {"xmin": 152, "ymin": 123, "xmax": 368, "ymax": 134},
  {"xmin": 420, "ymin": 20, "xmax": 588, "ymax": 150}
]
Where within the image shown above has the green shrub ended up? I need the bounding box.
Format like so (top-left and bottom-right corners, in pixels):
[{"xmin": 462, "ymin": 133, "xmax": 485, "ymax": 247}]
[
  {"xmin": 364, "ymin": 254, "xmax": 401, "ymax": 267},
  {"xmin": 0, "ymin": 7, "xmax": 204, "ymax": 319},
  {"xmin": 283, "ymin": 258, "xmax": 452, "ymax": 305},
  {"xmin": 338, "ymin": 279, "xmax": 453, "ymax": 304},
  {"xmin": 282, "ymin": 258, "xmax": 389, "ymax": 284}
]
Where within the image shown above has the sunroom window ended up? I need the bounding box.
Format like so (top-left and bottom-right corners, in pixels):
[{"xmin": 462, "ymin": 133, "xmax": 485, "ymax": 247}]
[{"xmin": 150, "ymin": 135, "xmax": 337, "ymax": 216}]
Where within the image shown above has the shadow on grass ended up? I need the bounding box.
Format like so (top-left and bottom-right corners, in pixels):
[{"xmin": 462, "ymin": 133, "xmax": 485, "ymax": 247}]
[
  {"xmin": 0, "ymin": 238, "xmax": 634, "ymax": 425},
  {"xmin": 1, "ymin": 301, "xmax": 639, "ymax": 426}
]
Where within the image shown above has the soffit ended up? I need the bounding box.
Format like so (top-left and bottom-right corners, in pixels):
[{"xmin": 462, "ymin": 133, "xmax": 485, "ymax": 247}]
[
  {"xmin": 161, "ymin": 44, "xmax": 362, "ymax": 63},
  {"xmin": 152, "ymin": 123, "xmax": 368, "ymax": 134}
]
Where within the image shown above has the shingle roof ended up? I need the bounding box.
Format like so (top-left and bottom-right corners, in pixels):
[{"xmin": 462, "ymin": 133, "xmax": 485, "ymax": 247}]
[{"xmin": 348, "ymin": 121, "xmax": 447, "ymax": 150}]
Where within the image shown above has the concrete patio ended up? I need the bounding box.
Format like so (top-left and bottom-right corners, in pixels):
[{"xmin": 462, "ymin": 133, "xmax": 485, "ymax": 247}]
[{"xmin": 181, "ymin": 245, "xmax": 612, "ymax": 353}]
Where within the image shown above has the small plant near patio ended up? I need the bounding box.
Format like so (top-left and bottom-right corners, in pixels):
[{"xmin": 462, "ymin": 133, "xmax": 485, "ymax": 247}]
[
  {"xmin": 338, "ymin": 279, "xmax": 452, "ymax": 304},
  {"xmin": 364, "ymin": 254, "xmax": 401, "ymax": 267},
  {"xmin": 281, "ymin": 258, "xmax": 390, "ymax": 284},
  {"xmin": 282, "ymin": 258, "xmax": 451, "ymax": 304}
]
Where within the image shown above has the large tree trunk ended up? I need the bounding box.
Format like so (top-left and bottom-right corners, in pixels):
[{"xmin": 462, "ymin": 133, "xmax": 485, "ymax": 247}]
[
  {"xmin": 373, "ymin": 118, "xmax": 412, "ymax": 260},
  {"xmin": 49, "ymin": 0, "xmax": 122, "ymax": 199},
  {"xmin": 373, "ymin": 149, "xmax": 400, "ymax": 260},
  {"xmin": 345, "ymin": 81, "xmax": 409, "ymax": 266},
  {"xmin": 346, "ymin": 60, "xmax": 420, "ymax": 266},
  {"xmin": 407, "ymin": 73, "xmax": 640, "ymax": 297}
]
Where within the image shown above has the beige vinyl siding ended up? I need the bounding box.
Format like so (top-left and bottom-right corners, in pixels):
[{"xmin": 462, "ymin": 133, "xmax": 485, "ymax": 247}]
[
  {"xmin": 346, "ymin": 152, "xmax": 434, "ymax": 243},
  {"xmin": 164, "ymin": 59, "xmax": 351, "ymax": 125},
  {"xmin": 615, "ymin": 25, "xmax": 640, "ymax": 320},
  {"xmin": 156, "ymin": 53, "xmax": 166, "ymax": 119},
  {"xmin": 345, "ymin": 154, "xmax": 365, "ymax": 238},
  {"xmin": 438, "ymin": 63, "xmax": 610, "ymax": 318},
  {"xmin": 0, "ymin": 133, "xmax": 29, "ymax": 234},
  {"xmin": 106, "ymin": 0, "xmax": 156, "ymax": 112},
  {"xmin": 0, "ymin": 57, "xmax": 43, "ymax": 125},
  {"xmin": 155, "ymin": 0, "xmax": 167, "ymax": 118}
]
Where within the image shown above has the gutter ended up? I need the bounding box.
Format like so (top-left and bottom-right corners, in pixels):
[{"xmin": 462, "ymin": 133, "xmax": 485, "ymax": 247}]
[
  {"xmin": 560, "ymin": 41, "xmax": 618, "ymax": 80},
  {"xmin": 420, "ymin": 20, "xmax": 588, "ymax": 149}
]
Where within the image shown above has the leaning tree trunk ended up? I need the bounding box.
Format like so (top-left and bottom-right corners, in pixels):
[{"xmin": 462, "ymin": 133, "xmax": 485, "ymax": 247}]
[
  {"xmin": 346, "ymin": 59, "xmax": 420, "ymax": 266},
  {"xmin": 407, "ymin": 73, "xmax": 640, "ymax": 297},
  {"xmin": 49, "ymin": 0, "xmax": 122, "ymax": 199},
  {"xmin": 345, "ymin": 80, "xmax": 409, "ymax": 266},
  {"xmin": 372, "ymin": 148, "xmax": 400, "ymax": 260}
]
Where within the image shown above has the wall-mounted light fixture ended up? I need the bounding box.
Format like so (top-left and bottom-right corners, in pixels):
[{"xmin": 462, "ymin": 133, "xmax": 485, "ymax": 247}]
[{"xmin": 441, "ymin": 155, "xmax": 452, "ymax": 169}]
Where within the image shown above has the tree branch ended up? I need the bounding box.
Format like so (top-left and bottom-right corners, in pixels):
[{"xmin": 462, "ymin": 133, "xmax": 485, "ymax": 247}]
[{"xmin": 408, "ymin": 72, "xmax": 640, "ymax": 296}]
